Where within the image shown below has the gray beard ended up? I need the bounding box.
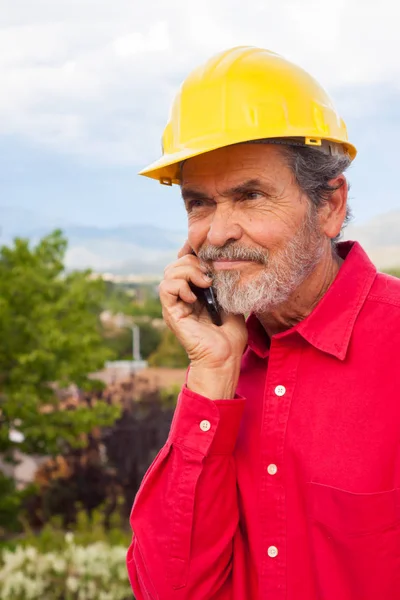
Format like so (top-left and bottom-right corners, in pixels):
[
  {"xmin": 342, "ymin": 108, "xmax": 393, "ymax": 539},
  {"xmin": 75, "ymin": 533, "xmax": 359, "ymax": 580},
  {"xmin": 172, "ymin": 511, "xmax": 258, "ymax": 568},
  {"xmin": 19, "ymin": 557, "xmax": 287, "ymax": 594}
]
[{"xmin": 200, "ymin": 214, "xmax": 324, "ymax": 315}]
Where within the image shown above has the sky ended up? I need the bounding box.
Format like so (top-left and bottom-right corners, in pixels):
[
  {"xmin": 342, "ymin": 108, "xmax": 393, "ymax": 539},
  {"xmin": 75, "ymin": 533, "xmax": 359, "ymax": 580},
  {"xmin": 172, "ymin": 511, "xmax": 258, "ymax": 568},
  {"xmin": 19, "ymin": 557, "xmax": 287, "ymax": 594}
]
[{"xmin": 1, "ymin": 0, "xmax": 400, "ymax": 231}]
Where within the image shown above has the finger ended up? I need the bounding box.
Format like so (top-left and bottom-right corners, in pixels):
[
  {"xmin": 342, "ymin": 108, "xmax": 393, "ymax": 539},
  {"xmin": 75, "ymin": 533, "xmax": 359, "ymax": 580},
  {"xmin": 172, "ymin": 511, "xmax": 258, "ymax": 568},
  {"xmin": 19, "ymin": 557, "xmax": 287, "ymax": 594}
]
[
  {"xmin": 165, "ymin": 265, "xmax": 212, "ymax": 287},
  {"xmin": 159, "ymin": 279, "xmax": 198, "ymax": 308},
  {"xmin": 177, "ymin": 251, "xmax": 211, "ymax": 274},
  {"xmin": 164, "ymin": 254, "xmax": 206, "ymax": 277},
  {"xmin": 177, "ymin": 240, "xmax": 194, "ymax": 259}
]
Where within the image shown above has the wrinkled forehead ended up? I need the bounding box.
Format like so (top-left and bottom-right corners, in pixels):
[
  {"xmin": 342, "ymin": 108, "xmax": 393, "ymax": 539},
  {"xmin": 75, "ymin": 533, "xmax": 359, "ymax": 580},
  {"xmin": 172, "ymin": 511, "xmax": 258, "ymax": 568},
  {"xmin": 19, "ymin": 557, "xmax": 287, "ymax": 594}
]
[
  {"xmin": 180, "ymin": 137, "xmax": 345, "ymax": 184},
  {"xmin": 180, "ymin": 143, "xmax": 289, "ymax": 188}
]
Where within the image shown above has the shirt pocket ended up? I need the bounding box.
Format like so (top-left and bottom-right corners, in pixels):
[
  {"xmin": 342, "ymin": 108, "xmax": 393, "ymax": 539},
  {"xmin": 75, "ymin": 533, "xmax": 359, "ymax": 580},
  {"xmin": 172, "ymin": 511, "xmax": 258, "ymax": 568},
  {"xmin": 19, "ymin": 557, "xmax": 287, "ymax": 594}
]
[{"xmin": 307, "ymin": 482, "xmax": 400, "ymax": 600}]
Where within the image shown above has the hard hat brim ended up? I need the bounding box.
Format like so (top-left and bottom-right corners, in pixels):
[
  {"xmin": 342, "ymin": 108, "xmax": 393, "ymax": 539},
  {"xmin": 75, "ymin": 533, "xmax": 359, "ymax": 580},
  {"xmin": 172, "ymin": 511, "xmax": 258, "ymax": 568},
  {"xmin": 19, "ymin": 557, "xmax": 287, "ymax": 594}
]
[{"xmin": 139, "ymin": 136, "xmax": 357, "ymax": 186}]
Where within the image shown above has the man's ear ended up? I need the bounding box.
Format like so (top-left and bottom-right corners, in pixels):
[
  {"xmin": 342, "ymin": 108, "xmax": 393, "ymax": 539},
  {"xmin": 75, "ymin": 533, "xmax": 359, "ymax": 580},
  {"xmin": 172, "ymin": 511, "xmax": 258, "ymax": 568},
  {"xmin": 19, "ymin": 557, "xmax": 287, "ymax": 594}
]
[{"xmin": 319, "ymin": 176, "xmax": 348, "ymax": 240}]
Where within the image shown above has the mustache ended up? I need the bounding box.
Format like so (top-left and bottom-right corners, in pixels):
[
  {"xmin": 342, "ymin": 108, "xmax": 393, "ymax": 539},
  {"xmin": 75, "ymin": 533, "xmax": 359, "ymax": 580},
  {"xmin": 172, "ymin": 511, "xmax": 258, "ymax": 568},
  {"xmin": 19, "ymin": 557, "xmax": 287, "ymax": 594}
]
[{"xmin": 198, "ymin": 244, "xmax": 269, "ymax": 265}]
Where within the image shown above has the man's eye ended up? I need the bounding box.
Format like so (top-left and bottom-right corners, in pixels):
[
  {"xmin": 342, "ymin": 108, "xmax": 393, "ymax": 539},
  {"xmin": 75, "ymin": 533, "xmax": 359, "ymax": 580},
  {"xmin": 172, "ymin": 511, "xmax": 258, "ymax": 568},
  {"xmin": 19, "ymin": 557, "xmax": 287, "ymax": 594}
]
[
  {"xmin": 245, "ymin": 191, "xmax": 264, "ymax": 200},
  {"xmin": 188, "ymin": 199, "xmax": 205, "ymax": 210}
]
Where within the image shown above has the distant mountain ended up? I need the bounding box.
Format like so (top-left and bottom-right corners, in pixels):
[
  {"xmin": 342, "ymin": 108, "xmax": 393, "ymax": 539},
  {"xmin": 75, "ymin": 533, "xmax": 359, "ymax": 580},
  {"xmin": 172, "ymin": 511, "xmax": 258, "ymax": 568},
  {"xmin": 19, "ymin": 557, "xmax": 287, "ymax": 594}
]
[
  {"xmin": 1, "ymin": 206, "xmax": 399, "ymax": 274},
  {"xmin": 64, "ymin": 224, "xmax": 185, "ymax": 274},
  {"xmin": 0, "ymin": 206, "xmax": 185, "ymax": 275}
]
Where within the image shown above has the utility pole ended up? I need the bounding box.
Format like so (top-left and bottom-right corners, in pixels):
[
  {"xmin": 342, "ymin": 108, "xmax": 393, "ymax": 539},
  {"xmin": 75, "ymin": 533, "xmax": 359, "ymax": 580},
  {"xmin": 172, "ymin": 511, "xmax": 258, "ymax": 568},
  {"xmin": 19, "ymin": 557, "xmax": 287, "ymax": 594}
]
[{"xmin": 132, "ymin": 324, "xmax": 142, "ymax": 362}]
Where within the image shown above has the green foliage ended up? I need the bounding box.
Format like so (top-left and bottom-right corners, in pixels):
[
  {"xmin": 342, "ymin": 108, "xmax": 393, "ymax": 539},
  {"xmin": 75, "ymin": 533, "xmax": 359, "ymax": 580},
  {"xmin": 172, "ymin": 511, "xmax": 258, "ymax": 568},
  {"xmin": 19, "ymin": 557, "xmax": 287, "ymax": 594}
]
[
  {"xmin": 138, "ymin": 322, "xmax": 162, "ymax": 358},
  {"xmin": 0, "ymin": 474, "xmax": 38, "ymax": 536},
  {"xmin": 0, "ymin": 474, "xmax": 22, "ymax": 533},
  {"xmin": 0, "ymin": 473, "xmax": 19, "ymax": 532},
  {"xmin": 103, "ymin": 281, "xmax": 162, "ymax": 319},
  {"xmin": 130, "ymin": 297, "xmax": 162, "ymax": 319},
  {"xmin": 103, "ymin": 281, "xmax": 134, "ymax": 314},
  {"xmin": 103, "ymin": 322, "xmax": 162, "ymax": 361},
  {"xmin": 1, "ymin": 504, "xmax": 131, "ymax": 554},
  {"xmin": 102, "ymin": 327, "xmax": 133, "ymax": 361},
  {"xmin": 0, "ymin": 230, "xmax": 120, "ymax": 457},
  {"xmin": 384, "ymin": 267, "xmax": 400, "ymax": 278},
  {"xmin": 0, "ymin": 507, "xmax": 133, "ymax": 599},
  {"xmin": 148, "ymin": 328, "xmax": 189, "ymax": 368},
  {"xmin": 160, "ymin": 384, "xmax": 182, "ymax": 408},
  {"xmin": 0, "ymin": 524, "xmax": 132, "ymax": 599}
]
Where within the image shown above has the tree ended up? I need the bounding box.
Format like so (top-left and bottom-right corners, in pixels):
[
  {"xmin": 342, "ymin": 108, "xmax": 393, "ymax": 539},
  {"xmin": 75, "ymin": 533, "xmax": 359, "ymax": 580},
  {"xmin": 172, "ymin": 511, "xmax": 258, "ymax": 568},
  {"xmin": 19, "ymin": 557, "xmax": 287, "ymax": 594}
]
[
  {"xmin": 138, "ymin": 322, "xmax": 163, "ymax": 359},
  {"xmin": 103, "ymin": 281, "xmax": 135, "ymax": 314},
  {"xmin": 130, "ymin": 297, "xmax": 162, "ymax": 319},
  {"xmin": 107, "ymin": 322, "xmax": 162, "ymax": 360},
  {"xmin": 148, "ymin": 328, "xmax": 189, "ymax": 368},
  {"xmin": 0, "ymin": 230, "xmax": 120, "ymax": 460}
]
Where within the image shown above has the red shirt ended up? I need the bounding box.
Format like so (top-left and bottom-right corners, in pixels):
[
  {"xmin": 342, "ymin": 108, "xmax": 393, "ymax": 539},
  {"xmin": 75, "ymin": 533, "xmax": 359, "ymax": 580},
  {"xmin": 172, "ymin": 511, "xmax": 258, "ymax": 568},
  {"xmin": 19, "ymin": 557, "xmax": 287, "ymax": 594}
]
[{"xmin": 127, "ymin": 241, "xmax": 400, "ymax": 600}]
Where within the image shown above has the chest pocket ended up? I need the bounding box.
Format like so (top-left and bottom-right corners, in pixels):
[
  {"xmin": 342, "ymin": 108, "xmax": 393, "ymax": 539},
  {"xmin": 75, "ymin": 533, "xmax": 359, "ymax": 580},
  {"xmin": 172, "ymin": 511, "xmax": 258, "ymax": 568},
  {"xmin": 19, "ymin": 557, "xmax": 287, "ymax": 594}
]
[{"xmin": 307, "ymin": 482, "xmax": 400, "ymax": 600}]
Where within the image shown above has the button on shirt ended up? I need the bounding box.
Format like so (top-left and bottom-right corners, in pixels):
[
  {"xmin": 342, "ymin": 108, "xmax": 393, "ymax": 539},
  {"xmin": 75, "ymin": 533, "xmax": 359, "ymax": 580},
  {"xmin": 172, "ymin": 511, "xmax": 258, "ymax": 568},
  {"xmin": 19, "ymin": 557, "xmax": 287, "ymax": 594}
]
[{"xmin": 127, "ymin": 242, "xmax": 400, "ymax": 600}]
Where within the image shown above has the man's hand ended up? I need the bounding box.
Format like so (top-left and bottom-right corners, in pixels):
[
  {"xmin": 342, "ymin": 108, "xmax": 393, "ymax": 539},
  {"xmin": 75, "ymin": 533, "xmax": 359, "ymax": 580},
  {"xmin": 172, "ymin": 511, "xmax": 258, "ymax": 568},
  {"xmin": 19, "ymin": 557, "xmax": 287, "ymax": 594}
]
[{"xmin": 159, "ymin": 241, "xmax": 248, "ymax": 399}]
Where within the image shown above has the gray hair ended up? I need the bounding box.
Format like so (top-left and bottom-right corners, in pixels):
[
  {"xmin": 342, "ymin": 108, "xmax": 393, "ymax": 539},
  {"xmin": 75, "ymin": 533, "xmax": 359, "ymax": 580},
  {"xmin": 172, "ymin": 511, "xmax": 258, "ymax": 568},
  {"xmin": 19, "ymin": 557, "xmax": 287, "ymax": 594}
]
[{"xmin": 279, "ymin": 145, "xmax": 352, "ymax": 243}]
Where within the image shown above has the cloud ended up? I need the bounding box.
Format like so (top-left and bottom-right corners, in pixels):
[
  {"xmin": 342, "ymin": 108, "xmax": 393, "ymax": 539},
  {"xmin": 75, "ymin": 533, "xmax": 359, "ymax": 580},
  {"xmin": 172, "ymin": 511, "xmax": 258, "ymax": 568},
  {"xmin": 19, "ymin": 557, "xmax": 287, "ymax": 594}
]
[
  {"xmin": 0, "ymin": 0, "xmax": 399, "ymax": 167},
  {"xmin": 114, "ymin": 22, "xmax": 170, "ymax": 57}
]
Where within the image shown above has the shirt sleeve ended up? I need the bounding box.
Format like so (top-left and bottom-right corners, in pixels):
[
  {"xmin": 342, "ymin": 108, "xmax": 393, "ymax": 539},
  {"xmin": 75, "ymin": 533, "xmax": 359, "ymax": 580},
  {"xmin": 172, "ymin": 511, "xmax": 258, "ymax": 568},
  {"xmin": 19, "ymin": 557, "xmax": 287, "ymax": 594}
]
[{"xmin": 126, "ymin": 384, "xmax": 246, "ymax": 600}]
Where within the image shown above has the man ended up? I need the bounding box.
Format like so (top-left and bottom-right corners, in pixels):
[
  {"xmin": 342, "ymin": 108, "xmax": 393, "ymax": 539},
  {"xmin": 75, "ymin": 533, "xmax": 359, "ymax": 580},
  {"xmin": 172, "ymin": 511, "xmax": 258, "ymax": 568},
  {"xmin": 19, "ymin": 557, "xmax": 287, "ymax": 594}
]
[{"xmin": 127, "ymin": 47, "xmax": 400, "ymax": 600}]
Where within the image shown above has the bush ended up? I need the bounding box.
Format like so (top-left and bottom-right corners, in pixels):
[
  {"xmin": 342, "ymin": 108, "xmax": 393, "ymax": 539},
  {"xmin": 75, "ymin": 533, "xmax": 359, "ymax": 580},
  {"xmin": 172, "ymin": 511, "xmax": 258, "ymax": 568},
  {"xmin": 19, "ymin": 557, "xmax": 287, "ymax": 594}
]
[
  {"xmin": 0, "ymin": 508, "xmax": 133, "ymax": 600},
  {"xmin": 138, "ymin": 322, "xmax": 162, "ymax": 359},
  {"xmin": 148, "ymin": 328, "xmax": 189, "ymax": 368},
  {"xmin": 130, "ymin": 298, "xmax": 162, "ymax": 319},
  {"xmin": 0, "ymin": 536, "xmax": 132, "ymax": 600},
  {"xmin": 0, "ymin": 473, "xmax": 22, "ymax": 534},
  {"xmin": 2, "ymin": 506, "xmax": 131, "ymax": 553},
  {"xmin": 0, "ymin": 474, "xmax": 38, "ymax": 536},
  {"xmin": 103, "ymin": 322, "xmax": 162, "ymax": 361}
]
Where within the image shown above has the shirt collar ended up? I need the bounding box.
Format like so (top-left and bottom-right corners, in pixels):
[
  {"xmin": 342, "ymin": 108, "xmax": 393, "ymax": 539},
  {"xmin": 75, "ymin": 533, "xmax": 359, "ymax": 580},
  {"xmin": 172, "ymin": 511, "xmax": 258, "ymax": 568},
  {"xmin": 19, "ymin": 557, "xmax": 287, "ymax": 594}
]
[
  {"xmin": 246, "ymin": 312, "xmax": 271, "ymax": 358},
  {"xmin": 246, "ymin": 241, "xmax": 377, "ymax": 361}
]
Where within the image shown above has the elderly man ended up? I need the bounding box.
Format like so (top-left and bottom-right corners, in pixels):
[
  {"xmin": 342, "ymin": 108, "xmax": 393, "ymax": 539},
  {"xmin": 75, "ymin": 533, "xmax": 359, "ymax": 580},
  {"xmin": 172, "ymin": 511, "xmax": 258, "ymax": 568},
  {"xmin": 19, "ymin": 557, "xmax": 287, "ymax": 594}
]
[{"xmin": 127, "ymin": 47, "xmax": 400, "ymax": 600}]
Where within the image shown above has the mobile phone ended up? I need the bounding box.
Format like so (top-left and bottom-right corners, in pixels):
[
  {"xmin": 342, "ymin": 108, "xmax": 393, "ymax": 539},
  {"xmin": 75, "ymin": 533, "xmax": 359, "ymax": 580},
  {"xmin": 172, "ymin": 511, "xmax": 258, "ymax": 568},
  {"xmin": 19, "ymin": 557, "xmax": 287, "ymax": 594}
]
[{"xmin": 189, "ymin": 252, "xmax": 222, "ymax": 326}]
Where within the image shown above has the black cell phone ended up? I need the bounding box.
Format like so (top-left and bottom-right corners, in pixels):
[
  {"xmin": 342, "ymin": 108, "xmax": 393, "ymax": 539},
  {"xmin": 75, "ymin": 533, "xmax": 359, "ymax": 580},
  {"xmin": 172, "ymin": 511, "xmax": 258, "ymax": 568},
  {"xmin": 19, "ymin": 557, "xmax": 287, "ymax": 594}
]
[{"xmin": 189, "ymin": 252, "xmax": 222, "ymax": 326}]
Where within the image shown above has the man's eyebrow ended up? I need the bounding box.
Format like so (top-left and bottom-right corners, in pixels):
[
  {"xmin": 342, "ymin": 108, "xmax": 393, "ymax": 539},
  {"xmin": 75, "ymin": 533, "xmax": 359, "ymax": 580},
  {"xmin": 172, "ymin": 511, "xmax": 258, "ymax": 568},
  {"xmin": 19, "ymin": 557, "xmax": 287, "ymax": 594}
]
[
  {"xmin": 226, "ymin": 178, "xmax": 278, "ymax": 197},
  {"xmin": 181, "ymin": 178, "xmax": 278, "ymax": 205}
]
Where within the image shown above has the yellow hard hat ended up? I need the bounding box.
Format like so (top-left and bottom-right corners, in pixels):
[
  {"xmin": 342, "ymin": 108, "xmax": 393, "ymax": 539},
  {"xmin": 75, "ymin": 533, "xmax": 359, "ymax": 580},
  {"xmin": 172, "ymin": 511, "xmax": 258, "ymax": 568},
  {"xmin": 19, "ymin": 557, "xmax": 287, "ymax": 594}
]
[{"xmin": 140, "ymin": 46, "xmax": 357, "ymax": 185}]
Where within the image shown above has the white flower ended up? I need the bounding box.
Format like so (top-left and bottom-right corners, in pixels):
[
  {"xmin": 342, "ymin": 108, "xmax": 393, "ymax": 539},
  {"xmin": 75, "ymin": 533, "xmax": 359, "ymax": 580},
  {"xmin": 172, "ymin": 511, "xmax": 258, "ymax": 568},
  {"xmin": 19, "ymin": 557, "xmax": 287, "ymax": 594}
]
[
  {"xmin": 51, "ymin": 557, "xmax": 66, "ymax": 573},
  {"xmin": 9, "ymin": 429, "xmax": 25, "ymax": 443},
  {"xmin": 0, "ymin": 541, "xmax": 131, "ymax": 599},
  {"xmin": 66, "ymin": 576, "xmax": 79, "ymax": 593},
  {"xmin": 65, "ymin": 532, "xmax": 74, "ymax": 545}
]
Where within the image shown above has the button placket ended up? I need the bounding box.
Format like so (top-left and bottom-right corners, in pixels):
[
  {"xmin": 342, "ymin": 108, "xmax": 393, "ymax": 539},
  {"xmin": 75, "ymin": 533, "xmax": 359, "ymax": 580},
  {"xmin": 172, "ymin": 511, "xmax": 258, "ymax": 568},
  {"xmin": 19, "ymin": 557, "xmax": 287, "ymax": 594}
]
[{"xmin": 259, "ymin": 338, "xmax": 302, "ymax": 597}]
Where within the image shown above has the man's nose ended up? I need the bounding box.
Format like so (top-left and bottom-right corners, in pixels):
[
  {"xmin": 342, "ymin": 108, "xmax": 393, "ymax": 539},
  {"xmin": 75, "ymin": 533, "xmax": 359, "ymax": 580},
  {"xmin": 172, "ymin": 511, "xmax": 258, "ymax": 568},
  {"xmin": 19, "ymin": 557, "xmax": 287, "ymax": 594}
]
[{"xmin": 206, "ymin": 206, "xmax": 242, "ymax": 248}]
